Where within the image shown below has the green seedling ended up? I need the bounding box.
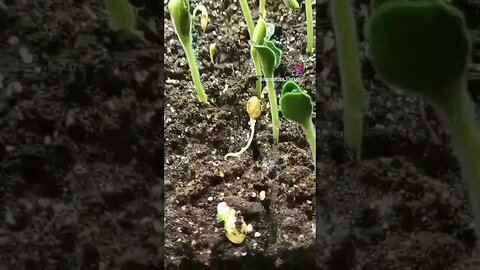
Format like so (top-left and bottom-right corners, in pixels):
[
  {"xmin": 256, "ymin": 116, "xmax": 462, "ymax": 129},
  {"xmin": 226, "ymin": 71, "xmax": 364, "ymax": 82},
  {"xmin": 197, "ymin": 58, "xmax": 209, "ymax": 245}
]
[
  {"xmin": 365, "ymin": 0, "xmax": 480, "ymax": 242},
  {"xmin": 305, "ymin": 0, "xmax": 314, "ymax": 53},
  {"xmin": 250, "ymin": 18, "xmax": 283, "ymax": 142},
  {"xmin": 209, "ymin": 43, "xmax": 217, "ymax": 64},
  {"xmin": 239, "ymin": 0, "xmax": 264, "ymax": 97},
  {"xmin": 192, "ymin": 4, "xmax": 209, "ymax": 32},
  {"xmin": 168, "ymin": 0, "xmax": 209, "ymax": 105},
  {"xmin": 281, "ymin": 81, "xmax": 316, "ymax": 164},
  {"xmin": 103, "ymin": 0, "xmax": 148, "ymax": 43},
  {"xmin": 225, "ymin": 96, "xmax": 262, "ymax": 159},
  {"xmin": 330, "ymin": 0, "xmax": 367, "ymax": 159},
  {"xmin": 260, "ymin": 0, "xmax": 266, "ymax": 17},
  {"xmin": 283, "ymin": 0, "xmax": 300, "ymax": 9}
]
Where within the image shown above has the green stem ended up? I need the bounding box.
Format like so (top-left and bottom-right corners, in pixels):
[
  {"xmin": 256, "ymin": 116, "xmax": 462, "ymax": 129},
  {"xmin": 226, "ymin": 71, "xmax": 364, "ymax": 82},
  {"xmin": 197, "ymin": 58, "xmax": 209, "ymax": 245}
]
[
  {"xmin": 434, "ymin": 78, "xmax": 480, "ymax": 246},
  {"xmin": 305, "ymin": 0, "xmax": 314, "ymax": 53},
  {"xmin": 239, "ymin": 0, "xmax": 255, "ymax": 37},
  {"xmin": 260, "ymin": 0, "xmax": 266, "ymax": 17},
  {"xmin": 266, "ymin": 76, "xmax": 280, "ymax": 142},
  {"xmin": 251, "ymin": 48, "xmax": 263, "ymax": 97},
  {"xmin": 302, "ymin": 119, "xmax": 316, "ymax": 164},
  {"xmin": 240, "ymin": 0, "xmax": 263, "ymax": 96},
  {"xmin": 184, "ymin": 41, "xmax": 208, "ymax": 104},
  {"xmin": 330, "ymin": 0, "xmax": 365, "ymax": 158}
]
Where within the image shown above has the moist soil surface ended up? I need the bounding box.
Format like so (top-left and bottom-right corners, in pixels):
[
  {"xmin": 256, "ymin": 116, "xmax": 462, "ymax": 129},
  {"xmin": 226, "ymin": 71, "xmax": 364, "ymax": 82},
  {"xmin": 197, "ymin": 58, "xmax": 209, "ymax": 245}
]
[
  {"xmin": 0, "ymin": 0, "xmax": 163, "ymax": 269},
  {"xmin": 317, "ymin": 0, "xmax": 480, "ymax": 269},
  {"xmin": 164, "ymin": 0, "xmax": 316, "ymax": 269}
]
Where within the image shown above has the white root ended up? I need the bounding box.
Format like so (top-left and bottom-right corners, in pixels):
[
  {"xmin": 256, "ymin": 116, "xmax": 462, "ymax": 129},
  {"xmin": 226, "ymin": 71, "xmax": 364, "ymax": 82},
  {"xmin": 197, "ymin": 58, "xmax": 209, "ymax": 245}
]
[{"xmin": 224, "ymin": 119, "xmax": 256, "ymax": 159}]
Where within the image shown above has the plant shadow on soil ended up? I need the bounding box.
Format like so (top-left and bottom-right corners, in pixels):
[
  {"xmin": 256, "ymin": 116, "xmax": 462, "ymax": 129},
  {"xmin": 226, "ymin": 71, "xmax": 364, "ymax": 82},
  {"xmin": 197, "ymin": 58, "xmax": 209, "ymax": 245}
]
[
  {"xmin": 164, "ymin": 0, "xmax": 315, "ymax": 269},
  {"xmin": 0, "ymin": 0, "xmax": 163, "ymax": 269},
  {"xmin": 317, "ymin": 0, "xmax": 480, "ymax": 269}
]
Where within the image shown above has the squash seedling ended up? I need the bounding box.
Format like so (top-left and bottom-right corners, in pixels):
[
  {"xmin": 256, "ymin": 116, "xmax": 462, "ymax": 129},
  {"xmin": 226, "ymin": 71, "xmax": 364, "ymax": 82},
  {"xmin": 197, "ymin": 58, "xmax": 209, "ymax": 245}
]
[
  {"xmin": 103, "ymin": 0, "xmax": 148, "ymax": 43},
  {"xmin": 250, "ymin": 18, "xmax": 283, "ymax": 142},
  {"xmin": 330, "ymin": 0, "xmax": 367, "ymax": 159},
  {"xmin": 365, "ymin": 0, "xmax": 480, "ymax": 241},
  {"xmin": 225, "ymin": 96, "xmax": 262, "ymax": 159},
  {"xmin": 168, "ymin": 0, "xmax": 209, "ymax": 105},
  {"xmin": 239, "ymin": 0, "xmax": 264, "ymax": 97},
  {"xmin": 281, "ymin": 81, "xmax": 316, "ymax": 164}
]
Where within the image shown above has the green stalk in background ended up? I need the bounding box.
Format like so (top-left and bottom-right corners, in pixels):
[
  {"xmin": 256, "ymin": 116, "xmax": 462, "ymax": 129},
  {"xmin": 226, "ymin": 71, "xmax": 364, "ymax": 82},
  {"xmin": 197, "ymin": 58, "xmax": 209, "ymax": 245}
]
[
  {"xmin": 330, "ymin": 0, "xmax": 366, "ymax": 159},
  {"xmin": 305, "ymin": 0, "xmax": 314, "ymax": 53},
  {"xmin": 239, "ymin": 0, "xmax": 264, "ymax": 97},
  {"xmin": 239, "ymin": 0, "xmax": 255, "ymax": 35},
  {"xmin": 260, "ymin": 0, "xmax": 266, "ymax": 17}
]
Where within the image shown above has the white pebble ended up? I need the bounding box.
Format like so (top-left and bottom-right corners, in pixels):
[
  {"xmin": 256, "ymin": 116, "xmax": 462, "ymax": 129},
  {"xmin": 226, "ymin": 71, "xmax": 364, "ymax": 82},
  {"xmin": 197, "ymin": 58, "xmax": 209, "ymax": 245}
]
[
  {"xmin": 254, "ymin": 232, "xmax": 261, "ymax": 237},
  {"xmin": 259, "ymin": 191, "xmax": 266, "ymax": 201},
  {"xmin": 19, "ymin": 47, "xmax": 33, "ymax": 63}
]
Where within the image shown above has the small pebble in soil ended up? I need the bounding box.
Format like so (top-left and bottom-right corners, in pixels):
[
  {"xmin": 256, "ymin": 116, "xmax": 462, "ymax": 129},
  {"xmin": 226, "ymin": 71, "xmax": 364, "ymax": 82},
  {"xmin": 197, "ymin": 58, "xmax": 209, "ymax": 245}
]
[
  {"xmin": 254, "ymin": 232, "xmax": 261, "ymax": 237},
  {"xmin": 19, "ymin": 47, "xmax": 33, "ymax": 63},
  {"xmin": 43, "ymin": 135, "xmax": 51, "ymax": 145},
  {"xmin": 7, "ymin": 81, "xmax": 22, "ymax": 96},
  {"xmin": 7, "ymin": 36, "xmax": 19, "ymax": 45},
  {"xmin": 259, "ymin": 190, "xmax": 266, "ymax": 201},
  {"xmin": 5, "ymin": 210, "xmax": 15, "ymax": 226}
]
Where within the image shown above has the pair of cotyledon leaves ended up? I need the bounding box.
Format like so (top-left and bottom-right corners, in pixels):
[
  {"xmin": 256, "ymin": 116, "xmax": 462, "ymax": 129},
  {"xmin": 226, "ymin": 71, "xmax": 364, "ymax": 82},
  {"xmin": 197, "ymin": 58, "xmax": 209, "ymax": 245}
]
[{"xmin": 366, "ymin": 0, "xmax": 469, "ymax": 99}]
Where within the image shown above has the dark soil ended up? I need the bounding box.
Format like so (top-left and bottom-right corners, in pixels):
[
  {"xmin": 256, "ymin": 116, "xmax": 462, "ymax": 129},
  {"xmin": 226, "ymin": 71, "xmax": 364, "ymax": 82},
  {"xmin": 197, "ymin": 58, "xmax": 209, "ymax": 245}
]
[
  {"xmin": 164, "ymin": 0, "xmax": 315, "ymax": 269},
  {"xmin": 0, "ymin": 0, "xmax": 163, "ymax": 269},
  {"xmin": 317, "ymin": 0, "xmax": 480, "ymax": 269}
]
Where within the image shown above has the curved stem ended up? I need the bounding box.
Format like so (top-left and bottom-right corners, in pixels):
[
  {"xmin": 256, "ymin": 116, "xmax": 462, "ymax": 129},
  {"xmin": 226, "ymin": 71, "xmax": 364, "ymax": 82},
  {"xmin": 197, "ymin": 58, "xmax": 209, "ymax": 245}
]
[
  {"xmin": 434, "ymin": 78, "xmax": 480, "ymax": 248},
  {"xmin": 225, "ymin": 119, "xmax": 256, "ymax": 159},
  {"xmin": 184, "ymin": 41, "xmax": 208, "ymax": 104},
  {"xmin": 266, "ymin": 76, "xmax": 280, "ymax": 142},
  {"xmin": 305, "ymin": 0, "xmax": 314, "ymax": 53},
  {"xmin": 330, "ymin": 0, "xmax": 365, "ymax": 158},
  {"xmin": 302, "ymin": 119, "xmax": 316, "ymax": 164}
]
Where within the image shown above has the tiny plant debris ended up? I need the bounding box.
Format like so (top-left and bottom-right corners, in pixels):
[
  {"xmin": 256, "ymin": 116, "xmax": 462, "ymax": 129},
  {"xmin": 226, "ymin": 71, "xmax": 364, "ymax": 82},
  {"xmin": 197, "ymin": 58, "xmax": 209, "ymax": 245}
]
[
  {"xmin": 365, "ymin": 0, "xmax": 480, "ymax": 243},
  {"xmin": 239, "ymin": 0, "xmax": 264, "ymax": 97},
  {"xmin": 209, "ymin": 43, "xmax": 216, "ymax": 64},
  {"xmin": 103, "ymin": 0, "xmax": 148, "ymax": 43},
  {"xmin": 283, "ymin": 0, "xmax": 300, "ymax": 9},
  {"xmin": 225, "ymin": 96, "xmax": 262, "ymax": 159},
  {"xmin": 168, "ymin": 0, "xmax": 209, "ymax": 105},
  {"xmin": 305, "ymin": 0, "xmax": 314, "ymax": 53},
  {"xmin": 280, "ymin": 81, "xmax": 316, "ymax": 164},
  {"xmin": 330, "ymin": 0, "xmax": 367, "ymax": 159},
  {"xmin": 250, "ymin": 18, "xmax": 283, "ymax": 142},
  {"xmin": 216, "ymin": 202, "xmax": 249, "ymax": 244}
]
